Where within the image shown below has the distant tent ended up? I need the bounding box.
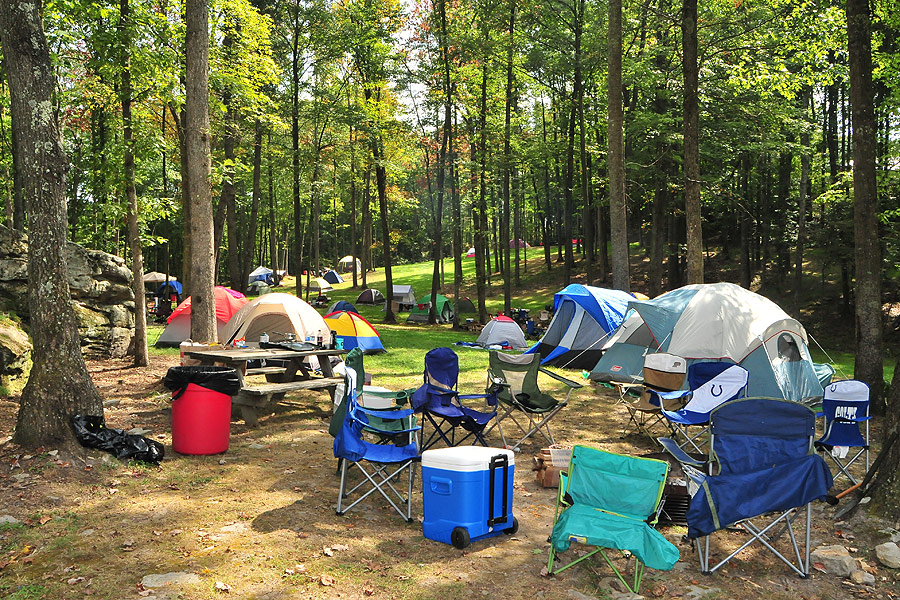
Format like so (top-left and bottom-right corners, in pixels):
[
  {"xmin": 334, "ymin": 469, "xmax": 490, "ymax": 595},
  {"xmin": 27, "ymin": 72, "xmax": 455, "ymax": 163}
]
[
  {"xmin": 155, "ymin": 280, "xmax": 183, "ymax": 297},
  {"xmin": 221, "ymin": 287, "xmax": 246, "ymax": 299},
  {"xmin": 323, "ymin": 270, "xmax": 344, "ymax": 284},
  {"xmin": 156, "ymin": 286, "xmax": 248, "ymax": 347},
  {"xmin": 524, "ymin": 284, "xmax": 634, "ymax": 369},
  {"xmin": 465, "ymin": 247, "xmax": 476, "ymax": 258},
  {"xmin": 328, "ymin": 300, "xmax": 358, "ymax": 314},
  {"xmin": 324, "ymin": 311, "xmax": 385, "ymax": 354},
  {"xmin": 357, "ymin": 288, "xmax": 385, "ymax": 305},
  {"xmin": 476, "ymin": 315, "xmax": 527, "ymax": 349},
  {"xmin": 509, "ymin": 239, "xmax": 531, "ymax": 249},
  {"xmin": 222, "ymin": 293, "xmax": 330, "ymax": 345},
  {"xmin": 338, "ymin": 255, "xmax": 362, "ymax": 274},
  {"xmin": 248, "ymin": 266, "xmax": 274, "ymax": 285},
  {"xmin": 143, "ymin": 271, "xmax": 176, "ymax": 285},
  {"xmin": 248, "ymin": 280, "xmax": 272, "ymax": 296},
  {"xmin": 455, "ymin": 296, "xmax": 476, "ymax": 314},
  {"xmin": 408, "ymin": 293, "xmax": 454, "ymax": 323},
  {"xmin": 308, "ymin": 277, "xmax": 333, "ymax": 294},
  {"xmin": 390, "ymin": 285, "xmax": 417, "ymax": 307}
]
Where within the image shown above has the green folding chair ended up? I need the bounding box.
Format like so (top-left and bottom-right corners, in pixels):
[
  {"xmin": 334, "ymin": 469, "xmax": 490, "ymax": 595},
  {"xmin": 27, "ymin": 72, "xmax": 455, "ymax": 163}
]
[
  {"xmin": 548, "ymin": 445, "xmax": 679, "ymax": 594},
  {"xmin": 485, "ymin": 351, "xmax": 581, "ymax": 451}
]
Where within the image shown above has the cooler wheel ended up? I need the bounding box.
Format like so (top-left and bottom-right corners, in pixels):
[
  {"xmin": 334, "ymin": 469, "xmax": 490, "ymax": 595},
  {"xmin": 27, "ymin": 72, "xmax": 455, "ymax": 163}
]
[
  {"xmin": 504, "ymin": 516, "xmax": 519, "ymax": 535},
  {"xmin": 451, "ymin": 527, "xmax": 470, "ymax": 549}
]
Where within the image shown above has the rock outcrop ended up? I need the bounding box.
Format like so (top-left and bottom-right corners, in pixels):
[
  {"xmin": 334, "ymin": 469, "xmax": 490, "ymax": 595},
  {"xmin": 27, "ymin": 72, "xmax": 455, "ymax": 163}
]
[{"xmin": 0, "ymin": 225, "xmax": 134, "ymax": 358}]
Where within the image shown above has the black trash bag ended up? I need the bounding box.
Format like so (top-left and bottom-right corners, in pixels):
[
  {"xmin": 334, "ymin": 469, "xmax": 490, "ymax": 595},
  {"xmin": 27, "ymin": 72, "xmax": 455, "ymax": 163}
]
[
  {"xmin": 71, "ymin": 414, "xmax": 165, "ymax": 464},
  {"xmin": 163, "ymin": 366, "xmax": 241, "ymax": 399}
]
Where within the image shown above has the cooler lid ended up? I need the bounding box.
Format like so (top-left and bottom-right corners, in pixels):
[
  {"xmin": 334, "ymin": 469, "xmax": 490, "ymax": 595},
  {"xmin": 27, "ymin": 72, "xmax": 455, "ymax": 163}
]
[
  {"xmin": 643, "ymin": 352, "xmax": 686, "ymax": 374},
  {"xmin": 422, "ymin": 446, "xmax": 515, "ymax": 472}
]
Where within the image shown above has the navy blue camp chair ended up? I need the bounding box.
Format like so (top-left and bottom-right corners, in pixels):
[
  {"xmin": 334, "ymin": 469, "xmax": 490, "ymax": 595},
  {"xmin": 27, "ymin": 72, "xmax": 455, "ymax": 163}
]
[
  {"xmin": 659, "ymin": 397, "xmax": 834, "ymax": 577},
  {"xmin": 815, "ymin": 380, "xmax": 870, "ymax": 486},
  {"xmin": 333, "ymin": 368, "xmax": 421, "ymax": 522},
  {"xmin": 411, "ymin": 347, "xmax": 497, "ymax": 450},
  {"xmin": 654, "ymin": 363, "xmax": 748, "ymax": 452}
]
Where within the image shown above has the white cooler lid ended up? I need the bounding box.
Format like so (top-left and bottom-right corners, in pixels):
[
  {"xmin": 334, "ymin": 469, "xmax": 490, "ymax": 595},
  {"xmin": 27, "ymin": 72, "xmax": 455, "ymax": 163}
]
[{"xmin": 422, "ymin": 447, "xmax": 515, "ymax": 472}]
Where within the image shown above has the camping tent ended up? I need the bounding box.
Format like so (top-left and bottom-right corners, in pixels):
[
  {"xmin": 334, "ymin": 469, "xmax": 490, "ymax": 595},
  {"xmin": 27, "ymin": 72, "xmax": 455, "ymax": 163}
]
[
  {"xmin": 338, "ymin": 255, "xmax": 362, "ymax": 274},
  {"xmin": 248, "ymin": 280, "xmax": 272, "ymax": 295},
  {"xmin": 455, "ymin": 296, "xmax": 476, "ymax": 314},
  {"xmin": 308, "ymin": 277, "xmax": 333, "ymax": 294},
  {"xmin": 509, "ymin": 239, "xmax": 531, "ymax": 249},
  {"xmin": 143, "ymin": 271, "xmax": 176, "ymax": 285},
  {"xmin": 155, "ymin": 280, "xmax": 183, "ymax": 297},
  {"xmin": 356, "ymin": 288, "xmax": 385, "ymax": 305},
  {"xmin": 248, "ymin": 266, "xmax": 274, "ymax": 285},
  {"xmin": 155, "ymin": 286, "xmax": 249, "ymax": 347},
  {"xmin": 590, "ymin": 282, "xmax": 828, "ymax": 402},
  {"xmin": 407, "ymin": 293, "xmax": 454, "ymax": 323},
  {"xmin": 390, "ymin": 285, "xmax": 416, "ymax": 309},
  {"xmin": 324, "ymin": 311, "xmax": 385, "ymax": 354},
  {"xmin": 465, "ymin": 247, "xmax": 476, "ymax": 258},
  {"xmin": 328, "ymin": 300, "xmax": 358, "ymax": 314},
  {"xmin": 476, "ymin": 315, "xmax": 527, "ymax": 348},
  {"xmin": 222, "ymin": 293, "xmax": 330, "ymax": 345},
  {"xmin": 323, "ymin": 270, "xmax": 344, "ymax": 285},
  {"xmin": 525, "ymin": 284, "xmax": 634, "ymax": 369}
]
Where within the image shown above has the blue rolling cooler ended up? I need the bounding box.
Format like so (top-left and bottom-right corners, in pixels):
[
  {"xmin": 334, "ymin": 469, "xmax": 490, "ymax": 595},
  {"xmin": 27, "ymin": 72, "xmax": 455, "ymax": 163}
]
[{"xmin": 421, "ymin": 447, "xmax": 518, "ymax": 549}]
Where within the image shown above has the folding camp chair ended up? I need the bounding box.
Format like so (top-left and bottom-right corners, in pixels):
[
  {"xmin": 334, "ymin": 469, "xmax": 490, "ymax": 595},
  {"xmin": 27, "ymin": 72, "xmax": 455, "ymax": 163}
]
[
  {"xmin": 547, "ymin": 445, "xmax": 680, "ymax": 593},
  {"xmin": 332, "ymin": 367, "xmax": 421, "ymax": 522},
  {"xmin": 655, "ymin": 363, "xmax": 748, "ymax": 453},
  {"xmin": 815, "ymin": 380, "xmax": 870, "ymax": 486},
  {"xmin": 484, "ymin": 352, "xmax": 581, "ymax": 451},
  {"xmin": 411, "ymin": 347, "xmax": 497, "ymax": 451},
  {"xmin": 658, "ymin": 397, "xmax": 834, "ymax": 577},
  {"xmin": 617, "ymin": 353, "xmax": 687, "ymax": 443}
]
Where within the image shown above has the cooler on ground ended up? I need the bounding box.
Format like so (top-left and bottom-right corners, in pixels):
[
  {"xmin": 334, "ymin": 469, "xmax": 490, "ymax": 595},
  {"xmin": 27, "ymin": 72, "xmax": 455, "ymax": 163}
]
[{"xmin": 422, "ymin": 447, "xmax": 518, "ymax": 549}]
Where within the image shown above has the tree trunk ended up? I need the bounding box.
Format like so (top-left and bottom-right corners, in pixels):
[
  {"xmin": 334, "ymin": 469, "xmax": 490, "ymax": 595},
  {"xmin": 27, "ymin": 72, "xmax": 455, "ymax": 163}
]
[
  {"xmin": 847, "ymin": 0, "xmax": 883, "ymax": 405},
  {"xmin": 291, "ymin": 3, "xmax": 302, "ymax": 297},
  {"xmin": 501, "ymin": 0, "xmax": 515, "ymax": 315},
  {"xmin": 608, "ymin": 0, "xmax": 629, "ymax": 291},
  {"xmin": 793, "ymin": 91, "xmax": 811, "ymax": 313},
  {"xmin": 242, "ymin": 121, "xmax": 262, "ymax": 291},
  {"xmin": 185, "ymin": 0, "xmax": 216, "ymax": 343},
  {"xmin": 430, "ymin": 0, "xmax": 452, "ymax": 325},
  {"xmin": 268, "ymin": 132, "xmax": 277, "ymax": 276},
  {"xmin": 222, "ymin": 95, "xmax": 240, "ymax": 290},
  {"xmin": 475, "ymin": 58, "xmax": 489, "ymax": 323},
  {"xmin": 682, "ymin": 0, "xmax": 703, "ymax": 283},
  {"xmin": 1, "ymin": 0, "xmax": 103, "ymax": 447},
  {"xmin": 120, "ymin": 0, "xmax": 147, "ymax": 366}
]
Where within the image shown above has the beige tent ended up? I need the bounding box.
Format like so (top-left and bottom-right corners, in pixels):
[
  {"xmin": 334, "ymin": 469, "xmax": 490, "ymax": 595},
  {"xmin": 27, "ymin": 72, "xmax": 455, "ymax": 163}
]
[
  {"xmin": 309, "ymin": 277, "xmax": 334, "ymax": 293},
  {"xmin": 222, "ymin": 293, "xmax": 330, "ymax": 345},
  {"xmin": 143, "ymin": 271, "xmax": 176, "ymax": 285},
  {"xmin": 338, "ymin": 255, "xmax": 362, "ymax": 273}
]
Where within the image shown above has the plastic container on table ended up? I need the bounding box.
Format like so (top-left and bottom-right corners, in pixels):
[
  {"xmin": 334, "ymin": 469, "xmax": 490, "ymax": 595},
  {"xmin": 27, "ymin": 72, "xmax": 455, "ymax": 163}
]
[
  {"xmin": 163, "ymin": 366, "xmax": 241, "ymax": 455},
  {"xmin": 422, "ymin": 446, "xmax": 518, "ymax": 549}
]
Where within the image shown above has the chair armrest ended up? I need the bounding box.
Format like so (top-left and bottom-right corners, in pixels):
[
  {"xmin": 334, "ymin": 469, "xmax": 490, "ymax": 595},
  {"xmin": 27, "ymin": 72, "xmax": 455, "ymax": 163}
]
[
  {"xmin": 657, "ymin": 437, "xmax": 705, "ymax": 468},
  {"xmin": 539, "ymin": 368, "xmax": 583, "ymax": 389},
  {"xmin": 656, "ymin": 388, "xmax": 691, "ymax": 401}
]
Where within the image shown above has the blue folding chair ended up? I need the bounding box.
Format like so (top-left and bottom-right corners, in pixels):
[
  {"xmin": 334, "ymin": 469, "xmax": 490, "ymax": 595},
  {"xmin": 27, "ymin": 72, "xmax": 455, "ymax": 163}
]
[
  {"xmin": 333, "ymin": 368, "xmax": 421, "ymax": 522},
  {"xmin": 659, "ymin": 397, "xmax": 834, "ymax": 577},
  {"xmin": 815, "ymin": 380, "xmax": 870, "ymax": 486},
  {"xmin": 411, "ymin": 348, "xmax": 497, "ymax": 450},
  {"xmin": 654, "ymin": 363, "xmax": 748, "ymax": 453}
]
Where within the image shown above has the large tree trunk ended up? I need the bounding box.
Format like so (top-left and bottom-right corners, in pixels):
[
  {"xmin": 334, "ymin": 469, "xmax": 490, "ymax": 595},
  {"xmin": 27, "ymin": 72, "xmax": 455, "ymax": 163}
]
[
  {"xmin": 185, "ymin": 0, "xmax": 216, "ymax": 343},
  {"xmin": 501, "ymin": 0, "xmax": 515, "ymax": 315},
  {"xmin": 682, "ymin": 0, "xmax": 703, "ymax": 283},
  {"xmin": 475, "ymin": 59, "xmax": 489, "ymax": 323},
  {"xmin": 1, "ymin": 0, "xmax": 102, "ymax": 447},
  {"xmin": 222, "ymin": 96, "xmax": 240, "ymax": 291},
  {"xmin": 120, "ymin": 0, "xmax": 147, "ymax": 367},
  {"xmin": 608, "ymin": 0, "xmax": 629, "ymax": 291},
  {"xmin": 793, "ymin": 90, "xmax": 811, "ymax": 313},
  {"xmin": 847, "ymin": 0, "xmax": 883, "ymax": 405},
  {"xmin": 430, "ymin": 0, "xmax": 452, "ymax": 325},
  {"xmin": 242, "ymin": 121, "xmax": 263, "ymax": 290}
]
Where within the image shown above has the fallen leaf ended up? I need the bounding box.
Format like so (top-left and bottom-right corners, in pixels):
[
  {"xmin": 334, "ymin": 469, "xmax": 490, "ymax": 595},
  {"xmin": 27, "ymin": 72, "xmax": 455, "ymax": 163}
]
[
  {"xmin": 539, "ymin": 567, "xmax": 550, "ymax": 577},
  {"xmin": 332, "ymin": 544, "xmax": 349, "ymax": 552},
  {"xmin": 39, "ymin": 516, "xmax": 51, "ymax": 525},
  {"xmin": 364, "ymin": 586, "xmax": 375, "ymax": 596},
  {"xmin": 215, "ymin": 581, "xmax": 231, "ymax": 593},
  {"xmin": 649, "ymin": 583, "xmax": 667, "ymax": 597},
  {"xmin": 324, "ymin": 548, "xmax": 334, "ymax": 557},
  {"xmin": 320, "ymin": 575, "xmax": 335, "ymax": 586},
  {"xmin": 814, "ymin": 562, "xmax": 827, "ymax": 573},
  {"xmin": 67, "ymin": 576, "xmax": 86, "ymax": 585}
]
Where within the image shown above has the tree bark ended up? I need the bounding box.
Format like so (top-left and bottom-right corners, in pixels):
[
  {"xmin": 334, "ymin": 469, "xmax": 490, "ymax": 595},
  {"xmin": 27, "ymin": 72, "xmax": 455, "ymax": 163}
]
[
  {"xmin": 682, "ymin": 0, "xmax": 703, "ymax": 283},
  {"xmin": 242, "ymin": 121, "xmax": 263, "ymax": 291},
  {"xmin": 185, "ymin": 0, "xmax": 216, "ymax": 343},
  {"xmin": 1, "ymin": 0, "xmax": 103, "ymax": 447},
  {"xmin": 847, "ymin": 0, "xmax": 883, "ymax": 405},
  {"xmin": 475, "ymin": 57, "xmax": 489, "ymax": 323},
  {"xmin": 608, "ymin": 0, "xmax": 629, "ymax": 291},
  {"xmin": 793, "ymin": 91, "xmax": 811, "ymax": 313},
  {"xmin": 120, "ymin": 0, "xmax": 147, "ymax": 366},
  {"xmin": 501, "ymin": 0, "xmax": 516, "ymax": 315}
]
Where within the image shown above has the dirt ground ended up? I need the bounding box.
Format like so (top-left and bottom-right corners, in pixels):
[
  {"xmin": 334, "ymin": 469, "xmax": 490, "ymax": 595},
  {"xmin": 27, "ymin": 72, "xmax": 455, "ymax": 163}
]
[{"xmin": 1, "ymin": 354, "xmax": 899, "ymax": 600}]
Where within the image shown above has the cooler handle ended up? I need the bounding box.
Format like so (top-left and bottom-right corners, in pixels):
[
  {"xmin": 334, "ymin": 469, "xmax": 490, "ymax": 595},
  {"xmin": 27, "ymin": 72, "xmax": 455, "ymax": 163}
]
[
  {"xmin": 487, "ymin": 454, "xmax": 509, "ymax": 527},
  {"xmin": 430, "ymin": 477, "xmax": 452, "ymax": 495}
]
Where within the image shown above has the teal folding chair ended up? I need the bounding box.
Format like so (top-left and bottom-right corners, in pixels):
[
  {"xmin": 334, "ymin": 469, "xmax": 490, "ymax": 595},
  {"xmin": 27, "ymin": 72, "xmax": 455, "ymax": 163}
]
[{"xmin": 547, "ymin": 445, "xmax": 679, "ymax": 593}]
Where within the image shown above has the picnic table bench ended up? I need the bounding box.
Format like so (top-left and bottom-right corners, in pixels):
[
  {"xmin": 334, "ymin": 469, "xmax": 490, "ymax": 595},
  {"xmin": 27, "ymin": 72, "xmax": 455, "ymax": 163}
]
[{"xmin": 185, "ymin": 347, "xmax": 346, "ymax": 427}]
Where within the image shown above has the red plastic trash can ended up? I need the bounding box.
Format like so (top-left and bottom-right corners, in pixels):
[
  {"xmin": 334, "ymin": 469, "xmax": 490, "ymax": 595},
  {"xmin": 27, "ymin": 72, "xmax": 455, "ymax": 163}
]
[
  {"xmin": 171, "ymin": 383, "xmax": 232, "ymax": 455},
  {"xmin": 164, "ymin": 366, "xmax": 241, "ymax": 456}
]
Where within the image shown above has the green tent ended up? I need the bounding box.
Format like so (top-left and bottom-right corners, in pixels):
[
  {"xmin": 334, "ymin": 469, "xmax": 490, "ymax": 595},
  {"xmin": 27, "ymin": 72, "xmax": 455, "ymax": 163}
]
[{"xmin": 407, "ymin": 293, "xmax": 454, "ymax": 324}]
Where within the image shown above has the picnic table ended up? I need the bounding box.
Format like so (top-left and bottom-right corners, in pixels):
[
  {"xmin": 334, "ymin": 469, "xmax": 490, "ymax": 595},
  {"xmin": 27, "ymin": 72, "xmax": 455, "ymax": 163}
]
[{"xmin": 184, "ymin": 347, "xmax": 346, "ymax": 426}]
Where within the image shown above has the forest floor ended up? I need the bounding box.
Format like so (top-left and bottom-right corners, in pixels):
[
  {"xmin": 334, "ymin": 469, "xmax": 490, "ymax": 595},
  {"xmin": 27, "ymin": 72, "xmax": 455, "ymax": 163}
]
[{"xmin": 1, "ymin": 350, "xmax": 899, "ymax": 600}]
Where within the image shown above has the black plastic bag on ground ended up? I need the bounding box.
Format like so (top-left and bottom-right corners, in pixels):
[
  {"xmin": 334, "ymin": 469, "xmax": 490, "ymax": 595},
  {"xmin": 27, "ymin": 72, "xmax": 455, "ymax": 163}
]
[
  {"xmin": 163, "ymin": 366, "xmax": 241, "ymax": 399},
  {"xmin": 71, "ymin": 415, "xmax": 165, "ymax": 464}
]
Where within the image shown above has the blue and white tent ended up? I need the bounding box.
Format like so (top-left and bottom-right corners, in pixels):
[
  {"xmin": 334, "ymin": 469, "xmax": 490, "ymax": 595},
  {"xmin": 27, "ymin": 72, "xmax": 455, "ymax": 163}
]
[
  {"xmin": 590, "ymin": 282, "xmax": 830, "ymax": 403},
  {"xmin": 525, "ymin": 284, "xmax": 634, "ymax": 369}
]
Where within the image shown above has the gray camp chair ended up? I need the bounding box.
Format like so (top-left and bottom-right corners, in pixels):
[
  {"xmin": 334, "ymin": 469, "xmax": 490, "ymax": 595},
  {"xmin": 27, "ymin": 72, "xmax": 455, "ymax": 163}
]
[{"xmin": 484, "ymin": 352, "xmax": 582, "ymax": 451}]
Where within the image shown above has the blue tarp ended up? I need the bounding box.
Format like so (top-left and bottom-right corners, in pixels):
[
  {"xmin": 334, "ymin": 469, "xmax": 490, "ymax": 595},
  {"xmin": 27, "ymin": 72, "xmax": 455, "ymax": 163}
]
[{"xmin": 155, "ymin": 280, "xmax": 183, "ymax": 296}]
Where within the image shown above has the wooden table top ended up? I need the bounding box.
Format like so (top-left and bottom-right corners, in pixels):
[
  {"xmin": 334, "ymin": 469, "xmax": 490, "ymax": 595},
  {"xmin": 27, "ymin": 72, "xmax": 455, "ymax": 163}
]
[{"xmin": 184, "ymin": 347, "xmax": 346, "ymax": 363}]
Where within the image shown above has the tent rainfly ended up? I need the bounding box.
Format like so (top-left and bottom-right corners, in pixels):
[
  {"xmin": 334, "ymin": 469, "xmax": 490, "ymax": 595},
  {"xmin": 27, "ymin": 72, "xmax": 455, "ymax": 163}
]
[
  {"xmin": 407, "ymin": 293, "xmax": 454, "ymax": 323},
  {"xmin": 248, "ymin": 266, "xmax": 274, "ymax": 285},
  {"xmin": 222, "ymin": 293, "xmax": 330, "ymax": 345},
  {"xmin": 476, "ymin": 315, "xmax": 527, "ymax": 349},
  {"xmin": 155, "ymin": 286, "xmax": 249, "ymax": 347},
  {"xmin": 525, "ymin": 284, "xmax": 634, "ymax": 369},
  {"xmin": 357, "ymin": 288, "xmax": 386, "ymax": 305}
]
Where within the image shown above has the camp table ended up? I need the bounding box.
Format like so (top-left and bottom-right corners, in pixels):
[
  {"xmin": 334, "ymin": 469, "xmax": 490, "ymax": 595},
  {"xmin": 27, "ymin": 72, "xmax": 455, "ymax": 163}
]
[{"xmin": 184, "ymin": 347, "xmax": 346, "ymax": 426}]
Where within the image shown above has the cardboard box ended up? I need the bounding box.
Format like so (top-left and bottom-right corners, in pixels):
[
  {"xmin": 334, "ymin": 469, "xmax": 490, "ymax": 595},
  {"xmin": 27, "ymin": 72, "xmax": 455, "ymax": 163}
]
[{"xmin": 532, "ymin": 447, "xmax": 571, "ymax": 488}]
